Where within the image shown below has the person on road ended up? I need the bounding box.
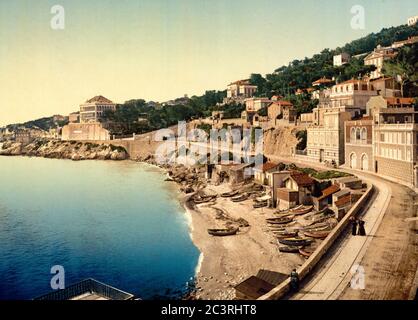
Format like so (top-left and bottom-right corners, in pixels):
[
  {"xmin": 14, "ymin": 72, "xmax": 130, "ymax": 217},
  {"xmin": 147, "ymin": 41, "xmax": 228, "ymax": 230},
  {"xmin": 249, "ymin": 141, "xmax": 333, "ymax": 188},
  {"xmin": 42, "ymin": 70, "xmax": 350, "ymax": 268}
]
[
  {"xmin": 358, "ymin": 220, "xmax": 366, "ymax": 236},
  {"xmin": 290, "ymin": 269, "xmax": 300, "ymax": 292},
  {"xmin": 350, "ymin": 217, "xmax": 358, "ymax": 236}
]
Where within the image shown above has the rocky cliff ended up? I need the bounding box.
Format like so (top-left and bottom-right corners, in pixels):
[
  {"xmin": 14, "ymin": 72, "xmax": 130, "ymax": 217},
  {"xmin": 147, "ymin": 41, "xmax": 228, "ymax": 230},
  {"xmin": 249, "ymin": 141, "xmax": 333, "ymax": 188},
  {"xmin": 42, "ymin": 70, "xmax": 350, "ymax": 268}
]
[
  {"xmin": 263, "ymin": 126, "xmax": 305, "ymax": 157},
  {"xmin": 0, "ymin": 139, "xmax": 128, "ymax": 161}
]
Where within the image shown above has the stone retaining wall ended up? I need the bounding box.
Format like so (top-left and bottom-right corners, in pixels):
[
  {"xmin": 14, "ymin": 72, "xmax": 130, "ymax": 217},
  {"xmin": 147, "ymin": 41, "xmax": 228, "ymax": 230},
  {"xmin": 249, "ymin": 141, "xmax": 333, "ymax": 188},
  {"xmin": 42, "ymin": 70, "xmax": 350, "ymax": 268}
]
[{"xmin": 258, "ymin": 184, "xmax": 374, "ymax": 300}]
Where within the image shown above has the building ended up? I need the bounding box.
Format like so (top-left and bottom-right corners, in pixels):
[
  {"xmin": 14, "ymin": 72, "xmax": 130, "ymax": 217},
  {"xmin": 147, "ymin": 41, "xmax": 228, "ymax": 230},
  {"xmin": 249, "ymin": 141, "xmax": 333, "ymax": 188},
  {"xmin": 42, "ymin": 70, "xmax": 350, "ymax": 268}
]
[
  {"xmin": 61, "ymin": 123, "xmax": 111, "ymax": 141},
  {"xmin": 333, "ymin": 53, "xmax": 350, "ymax": 66},
  {"xmin": 364, "ymin": 46, "xmax": 397, "ymax": 79},
  {"xmin": 391, "ymin": 36, "xmax": 418, "ymax": 49},
  {"xmin": 80, "ymin": 96, "xmax": 117, "ymax": 123},
  {"xmin": 407, "ymin": 15, "xmax": 418, "ymax": 26},
  {"xmin": 370, "ymin": 96, "xmax": 418, "ymax": 188},
  {"xmin": 344, "ymin": 117, "xmax": 374, "ymax": 171},
  {"xmin": 371, "ymin": 77, "xmax": 401, "ymax": 98},
  {"xmin": 69, "ymin": 112, "xmax": 80, "ymax": 123},
  {"xmin": 242, "ymin": 97, "xmax": 272, "ymax": 123},
  {"xmin": 312, "ymin": 77, "xmax": 334, "ymax": 87},
  {"xmin": 267, "ymin": 100, "xmax": 296, "ymax": 126},
  {"xmin": 276, "ymin": 171, "xmax": 315, "ymax": 210},
  {"xmin": 15, "ymin": 129, "xmax": 33, "ymax": 144},
  {"xmin": 253, "ymin": 162, "xmax": 281, "ymax": 185},
  {"xmin": 312, "ymin": 184, "xmax": 340, "ymax": 211},
  {"xmin": 306, "ymin": 110, "xmax": 352, "ymax": 165},
  {"xmin": 225, "ymin": 79, "xmax": 257, "ymax": 104}
]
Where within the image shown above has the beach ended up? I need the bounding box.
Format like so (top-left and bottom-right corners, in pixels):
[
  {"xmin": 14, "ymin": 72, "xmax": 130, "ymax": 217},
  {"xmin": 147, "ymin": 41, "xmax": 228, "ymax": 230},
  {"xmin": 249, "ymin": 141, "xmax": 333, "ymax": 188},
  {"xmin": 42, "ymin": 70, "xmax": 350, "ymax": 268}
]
[{"xmin": 183, "ymin": 183, "xmax": 305, "ymax": 300}]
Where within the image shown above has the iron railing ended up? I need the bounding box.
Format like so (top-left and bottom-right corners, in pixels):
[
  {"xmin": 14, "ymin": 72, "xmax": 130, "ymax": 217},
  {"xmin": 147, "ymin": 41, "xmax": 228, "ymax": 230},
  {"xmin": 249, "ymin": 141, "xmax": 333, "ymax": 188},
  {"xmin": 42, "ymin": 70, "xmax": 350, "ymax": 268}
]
[{"xmin": 34, "ymin": 278, "xmax": 135, "ymax": 301}]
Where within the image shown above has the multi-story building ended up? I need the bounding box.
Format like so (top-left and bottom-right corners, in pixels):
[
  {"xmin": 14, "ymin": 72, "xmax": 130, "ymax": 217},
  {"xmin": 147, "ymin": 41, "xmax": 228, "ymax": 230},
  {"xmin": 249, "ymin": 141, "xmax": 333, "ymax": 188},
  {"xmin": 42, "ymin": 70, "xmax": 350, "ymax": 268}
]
[
  {"xmin": 80, "ymin": 96, "xmax": 116, "ymax": 123},
  {"xmin": 364, "ymin": 45, "xmax": 397, "ymax": 79},
  {"xmin": 333, "ymin": 53, "xmax": 350, "ymax": 66},
  {"xmin": 369, "ymin": 96, "xmax": 418, "ymax": 188},
  {"xmin": 306, "ymin": 110, "xmax": 352, "ymax": 165},
  {"xmin": 344, "ymin": 117, "xmax": 374, "ymax": 171},
  {"xmin": 267, "ymin": 100, "xmax": 296, "ymax": 126},
  {"xmin": 225, "ymin": 79, "xmax": 257, "ymax": 104},
  {"xmin": 310, "ymin": 79, "xmax": 377, "ymax": 126},
  {"xmin": 69, "ymin": 112, "xmax": 80, "ymax": 123},
  {"xmin": 241, "ymin": 97, "xmax": 272, "ymax": 123},
  {"xmin": 407, "ymin": 15, "xmax": 418, "ymax": 26}
]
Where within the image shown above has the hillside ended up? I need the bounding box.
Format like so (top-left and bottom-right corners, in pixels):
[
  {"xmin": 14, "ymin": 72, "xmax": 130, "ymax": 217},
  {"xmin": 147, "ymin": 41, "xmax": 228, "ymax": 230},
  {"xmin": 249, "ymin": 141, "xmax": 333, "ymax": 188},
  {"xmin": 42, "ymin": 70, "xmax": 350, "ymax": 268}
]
[
  {"xmin": 253, "ymin": 23, "xmax": 418, "ymax": 97},
  {"xmin": 6, "ymin": 115, "xmax": 69, "ymax": 131}
]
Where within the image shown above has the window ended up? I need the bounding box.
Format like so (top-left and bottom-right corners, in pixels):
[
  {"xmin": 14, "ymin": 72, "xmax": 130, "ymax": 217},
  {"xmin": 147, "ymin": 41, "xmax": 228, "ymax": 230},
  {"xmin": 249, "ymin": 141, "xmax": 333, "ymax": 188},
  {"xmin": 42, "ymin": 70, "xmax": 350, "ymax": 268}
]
[
  {"xmin": 356, "ymin": 128, "xmax": 361, "ymax": 140},
  {"xmin": 361, "ymin": 128, "xmax": 367, "ymax": 143}
]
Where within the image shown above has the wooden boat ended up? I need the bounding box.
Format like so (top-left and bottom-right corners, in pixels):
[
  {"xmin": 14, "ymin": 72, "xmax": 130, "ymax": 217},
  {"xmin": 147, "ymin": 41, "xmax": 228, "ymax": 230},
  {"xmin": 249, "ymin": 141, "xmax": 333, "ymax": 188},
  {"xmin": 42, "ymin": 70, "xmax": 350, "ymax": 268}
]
[
  {"xmin": 304, "ymin": 230, "xmax": 331, "ymax": 239},
  {"xmin": 274, "ymin": 231, "xmax": 298, "ymax": 239},
  {"xmin": 253, "ymin": 201, "xmax": 268, "ymax": 209},
  {"xmin": 231, "ymin": 193, "xmax": 249, "ymax": 202},
  {"xmin": 299, "ymin": 247, "xmax": 316, "ymax": 258},
  {"xmin": 207, "ymin": 227, "xmax": 239, "ymax": 237},
  {"xmin": 290, "ymin": 205, "xmax": 313, "ymax": 216},
  {"xmin": 193, "ymin": 195, "xmax": 216, "ymax": 204},
  {"xmin": 221, "ymin": 190, "xmax": 239, "ymax": 198},
  {"xmin": 278, "ymin": 245, "xmax": 303, "ymax": 253},
  {"xmin": 266, "ymin": 217, "xmax": 294, "ymax": 225},
  {"xmin": 278, "ymin": 237, "xmax": 313, "ymax": 247}
]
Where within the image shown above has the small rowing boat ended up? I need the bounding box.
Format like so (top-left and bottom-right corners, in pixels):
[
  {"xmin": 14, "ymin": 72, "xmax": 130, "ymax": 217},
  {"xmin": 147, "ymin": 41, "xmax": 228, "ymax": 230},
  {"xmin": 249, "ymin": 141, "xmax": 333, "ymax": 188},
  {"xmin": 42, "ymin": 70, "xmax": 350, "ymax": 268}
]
[
  {"xmin": 303, "ymin": 230, "xmax": 331, "ymax": 239},
  {"xmin": 221, "ymin": 190, "xmax": 239, "ymax": 198},
  {"xmin": 299, "ymin": 247, "xmax": 316, "ymax": 258},
  {"xmin": 231, "ymin": 193, "xmax": 249, "ymax": 202},
  {"xmin": 279, "ymin": 237, "xmax": 313, "ymax": 247},
  {"xmin": 274, "ymin": 231, "xmax": 298, "ymax": 239},
  {"xmin": 207, "ymin": 227, "xmax": 239, "ymax": 237},
  {"xmin": 278, "ymin": 245, "xmax": 303, "ymax": 253},
  {"xmin": 290, "ymin": 205, "xmax": 313, "ymax": 216},
  {"xmin": 253, "ymin": 201, "xmax": 268, "ymax": 209},
  {"xmin": 266, "ymin": 217, "xmax": 294, "ymax": 225}
]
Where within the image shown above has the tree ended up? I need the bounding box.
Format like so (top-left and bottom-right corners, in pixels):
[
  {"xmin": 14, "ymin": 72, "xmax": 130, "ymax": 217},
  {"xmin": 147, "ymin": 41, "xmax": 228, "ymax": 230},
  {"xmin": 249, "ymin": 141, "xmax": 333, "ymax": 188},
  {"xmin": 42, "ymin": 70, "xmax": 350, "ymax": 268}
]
[{"xmin": 383, "ymin": 44, "xmax": 418, "ymax": 97}]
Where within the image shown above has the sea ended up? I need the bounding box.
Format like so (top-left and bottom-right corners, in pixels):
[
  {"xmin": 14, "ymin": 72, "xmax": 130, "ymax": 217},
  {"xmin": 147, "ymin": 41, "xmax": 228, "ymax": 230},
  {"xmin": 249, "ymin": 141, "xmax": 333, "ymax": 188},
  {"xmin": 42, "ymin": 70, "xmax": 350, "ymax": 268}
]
[{"xmin": 0, "ymin": 156, "xmax": 200, "ymax": 300}]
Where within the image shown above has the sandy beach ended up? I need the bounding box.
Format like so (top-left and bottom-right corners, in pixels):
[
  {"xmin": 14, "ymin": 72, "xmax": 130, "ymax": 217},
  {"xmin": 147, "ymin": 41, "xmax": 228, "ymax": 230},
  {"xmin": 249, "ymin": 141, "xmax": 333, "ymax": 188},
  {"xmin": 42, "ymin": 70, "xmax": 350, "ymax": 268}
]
[{"xmin": 185, "ymin": 183, "xmax": 306, "ymax": 300}]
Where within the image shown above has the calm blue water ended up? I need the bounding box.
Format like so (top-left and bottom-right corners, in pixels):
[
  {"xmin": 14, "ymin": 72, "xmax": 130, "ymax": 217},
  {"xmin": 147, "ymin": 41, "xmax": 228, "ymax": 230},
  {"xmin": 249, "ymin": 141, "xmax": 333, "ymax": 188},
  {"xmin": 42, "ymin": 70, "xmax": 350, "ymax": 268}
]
[{"xmin": 0, "ymin": 156, "xmax": 200, "ymax": 300}]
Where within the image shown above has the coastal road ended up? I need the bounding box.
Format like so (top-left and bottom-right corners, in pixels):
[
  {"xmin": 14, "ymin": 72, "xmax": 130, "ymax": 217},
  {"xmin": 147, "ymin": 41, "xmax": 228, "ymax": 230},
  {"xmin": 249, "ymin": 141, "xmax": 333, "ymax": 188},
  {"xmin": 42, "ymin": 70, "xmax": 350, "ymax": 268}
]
[
  {"xmin": 187, "ymin": 142, "xmax": 418, "ymax": 299},
  {"xmin": 265, "ymin": 154, "xmax": 417, "ymax": 300},
  {"xmin": 291, "ymin": 171, "xmax": 392, "ymax": 300}
]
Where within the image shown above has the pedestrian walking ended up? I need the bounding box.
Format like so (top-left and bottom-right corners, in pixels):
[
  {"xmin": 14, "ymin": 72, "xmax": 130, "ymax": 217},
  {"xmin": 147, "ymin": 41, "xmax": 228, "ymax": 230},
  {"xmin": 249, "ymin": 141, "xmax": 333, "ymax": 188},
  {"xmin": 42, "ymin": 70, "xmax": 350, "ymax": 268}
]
[
  {"xmin": 350, "ymin": 217, "xmax": 358, "ymax": 236},
  {"xmin": 358, "ymin": 220, "xmax": 366, "ymax": 236}
]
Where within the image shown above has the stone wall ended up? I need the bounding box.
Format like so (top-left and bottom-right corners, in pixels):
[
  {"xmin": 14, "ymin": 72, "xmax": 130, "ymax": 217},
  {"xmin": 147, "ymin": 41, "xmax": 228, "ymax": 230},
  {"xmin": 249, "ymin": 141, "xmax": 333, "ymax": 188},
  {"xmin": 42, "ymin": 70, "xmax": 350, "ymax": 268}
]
[
  {"xmin": 375, "ymin": 156, "xmax": 415, "ymax": 186},
  {"xmin": 62, "ymin": 123, "xmax": 110, "ymax": 141}
]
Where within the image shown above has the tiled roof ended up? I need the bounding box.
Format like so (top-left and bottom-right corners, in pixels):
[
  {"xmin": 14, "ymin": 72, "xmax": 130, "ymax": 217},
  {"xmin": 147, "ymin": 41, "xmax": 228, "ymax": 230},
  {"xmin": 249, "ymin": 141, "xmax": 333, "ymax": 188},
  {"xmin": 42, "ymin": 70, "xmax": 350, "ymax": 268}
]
[
  {"xmin": 385, "ymin": 97, "xmax": 415, "ymax": 106},
  {"xmin": 312, "ymin": 77, "xmax": 333, "ymax": 85},
  {"xmin": 262, "ymin": 162, "xmax": 279, "ymax": 172},
  {"xmin": 335, "ymin": 194, "xmax": 351, "ymax": 207},
  {"xmin": 317, "ymin": 184, "xmax": 340, "ymax": 201},
  {"xmin": 86, "ymin": 96, "xmax": 114, "ymax": 104},
  {"xmin": 229, "ymin": 79, "xmax": 254, "ymax": 86},
  {"xmin": 289, "ymin": 171, "xmax": 315, "ymax": 187},
  {"xmin": 269, "ymin": 100, "xmax": 293, "ymax": 107}
]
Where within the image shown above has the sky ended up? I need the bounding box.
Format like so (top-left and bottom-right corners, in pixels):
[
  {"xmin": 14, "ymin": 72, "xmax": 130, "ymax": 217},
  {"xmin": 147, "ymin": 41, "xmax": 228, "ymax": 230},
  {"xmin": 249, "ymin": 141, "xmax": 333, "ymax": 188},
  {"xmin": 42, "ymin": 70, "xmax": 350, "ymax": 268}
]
[{"xmin": 0, "ymin": 0, "xmax": 417, "ymax": 126}]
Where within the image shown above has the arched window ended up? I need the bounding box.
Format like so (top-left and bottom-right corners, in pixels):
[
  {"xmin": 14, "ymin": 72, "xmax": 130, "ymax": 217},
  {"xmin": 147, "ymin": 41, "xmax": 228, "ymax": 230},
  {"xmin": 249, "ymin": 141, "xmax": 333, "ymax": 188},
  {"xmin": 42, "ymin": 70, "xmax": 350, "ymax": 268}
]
[
  {"xmin": 350, "ymin": 128, "xmax": 356, "ymax": 143},
  {"xmin": 356, "ymin": 128, "xmax": 361, "ymax": 141},
  {"xmin": 361, "ymin": 128, "xmax": 367, "ymax": 143}
]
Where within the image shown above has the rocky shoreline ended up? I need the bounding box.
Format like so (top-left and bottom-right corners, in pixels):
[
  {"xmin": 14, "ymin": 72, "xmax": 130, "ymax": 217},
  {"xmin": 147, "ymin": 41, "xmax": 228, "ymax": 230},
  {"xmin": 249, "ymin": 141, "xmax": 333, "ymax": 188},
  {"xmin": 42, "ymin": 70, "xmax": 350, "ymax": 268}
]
[{"xmin": 0, "ymin": 139, "xmax": 128, "ymax": 161}]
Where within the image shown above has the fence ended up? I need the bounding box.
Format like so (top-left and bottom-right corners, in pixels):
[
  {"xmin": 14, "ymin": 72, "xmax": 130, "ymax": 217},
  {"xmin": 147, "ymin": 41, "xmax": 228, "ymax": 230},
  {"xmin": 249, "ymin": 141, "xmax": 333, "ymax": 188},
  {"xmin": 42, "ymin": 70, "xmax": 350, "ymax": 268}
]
[{"xmin": 34, "ymin": 278, "xmax": 135, "ymax": 300}]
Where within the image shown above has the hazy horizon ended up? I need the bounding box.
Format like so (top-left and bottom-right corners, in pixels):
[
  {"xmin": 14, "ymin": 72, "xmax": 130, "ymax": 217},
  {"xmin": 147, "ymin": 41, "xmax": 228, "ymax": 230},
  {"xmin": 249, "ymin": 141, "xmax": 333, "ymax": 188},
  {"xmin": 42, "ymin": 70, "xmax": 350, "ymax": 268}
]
[{"xmin": 1, "ymin": 0, "xmax": 418, "ymax": 126}]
